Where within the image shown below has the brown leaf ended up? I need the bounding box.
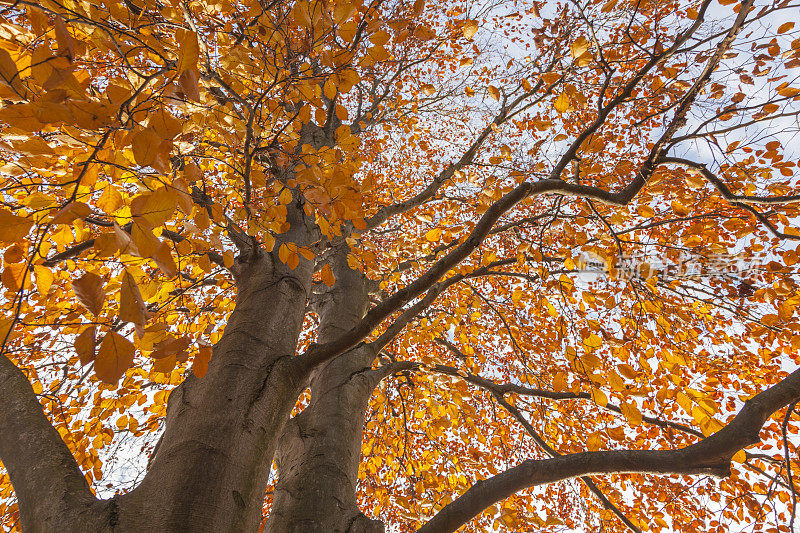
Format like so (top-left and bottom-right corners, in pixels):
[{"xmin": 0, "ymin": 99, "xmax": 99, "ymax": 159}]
[
  {"xmin": 153, "ymin": 241, "xmax": 178, "ymax": 277},
  {"xmin": 72, "ymin": 272, "xmax": 105, "ymax": 316},
  {"xmin": 95, "ymin": 331, "xmax": 135, "ymax": 385},
  {"xmin": 119, "ymin": 269, "xmax": 147, "ymax": 328},
  {"xmin": 193, "ymin": 344, "xmax": 212, "ymax": 378},
  {"xmin": 150, "ymin": 335, "xmax": 190, "ymax": 360},
  {"xmin": 179, "ymin": 69, "xmax": 201, "ymax": 101},
  {"xmin": 75, "ymin": 326, "xmax": 96, "ymax": 366}
]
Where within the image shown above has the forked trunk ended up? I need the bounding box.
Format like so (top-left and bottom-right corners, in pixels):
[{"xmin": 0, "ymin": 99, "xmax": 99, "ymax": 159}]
[
  {"xmin": 266, "ymin": 250, "xmax": 384, "ymax": 533},
  {"xmin": 112, "ymin": 250, "xmax": 315, "ymax": 532}
]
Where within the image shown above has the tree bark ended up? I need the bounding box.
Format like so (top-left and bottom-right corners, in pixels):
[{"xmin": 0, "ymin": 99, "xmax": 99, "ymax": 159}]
[
  {"xmin": 0, "ymin": 353, "xmax": 111, "ymax": 532},
  {"xmin": 109, "ymin": 200, "xmax": 319, "ymax": 532},
  {"xmin": 266, "ymin": 247, "xmax": 384, "ymax": 533}
]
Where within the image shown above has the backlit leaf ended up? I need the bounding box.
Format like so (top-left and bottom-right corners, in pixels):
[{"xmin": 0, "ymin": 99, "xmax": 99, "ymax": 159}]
[
  {"xmin": 95, "ymin": 331, "xmax": 135, "ymax": 385},
  {"xmin": 72, "ymin": 272, "xmax": 105, "ymax": 316},
  {"xmin": 0, "ymin": 210, "xmax": 33, "ymax": 242}
]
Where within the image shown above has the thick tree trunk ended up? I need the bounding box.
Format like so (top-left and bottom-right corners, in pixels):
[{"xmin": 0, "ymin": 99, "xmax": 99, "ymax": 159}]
[
  {"xmin": 111, "ymin": 249, "xmax": 314, "ymax": 532},
  {"xmin": 266, "ymin": 248, "xmax": 384, "ymax": 533}
]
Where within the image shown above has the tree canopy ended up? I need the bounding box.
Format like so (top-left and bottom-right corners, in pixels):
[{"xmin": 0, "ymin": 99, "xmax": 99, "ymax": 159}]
[{"xmin": 1, "ymin": 0, "xmax": 800, "ymax": 531}]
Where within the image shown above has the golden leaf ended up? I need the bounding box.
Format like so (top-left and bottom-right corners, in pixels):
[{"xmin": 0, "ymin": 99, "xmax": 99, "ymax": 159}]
[
  {"xmin": 176, "ymin": 30, "xmax": 200, "ymax": 74},
  {"xmin": 33, "ymin": 265, "xmax": 54, "ymax": 296},
  {"xmin": 0, "ymin": 209, "xmax": 33, "ymax": 242},
  {"xmin": 462, "ymin": 20, "xmax": 479, "ymax": 40},
  {"xmin": 131, "ymin": 127, "xmax": 161, "ymax": 167},
  {"xmin": 554, "ymin": 93, "xmax": 570, "ymax": 113},
  {"xmin": 321, "ymin": 263, "xmax": 336, "ymax": 287},
  {"xmin": 425, "ymin": 228, "xmax": 442, "ymax": 242}
]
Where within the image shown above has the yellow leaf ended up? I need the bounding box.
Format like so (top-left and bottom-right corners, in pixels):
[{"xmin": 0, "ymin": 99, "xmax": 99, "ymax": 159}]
[
  {"xmin": 582, "ymin": 332, "xmax": 602, "ymax": 349},
  {"xmin": 570, "ymin": 36, "xmax": 589, "ymax": 59},
  {"xmin": 33, "ymin": 265, "xmax": 53, "ymax": 296},
  {"xmin": 323, "ymin": 78, "xmax": 337, "ymax": 100},
  {"xmin": 54, "ymin": 15, "xmax": 75, "ymax": 60},
  {"xmin": 133, "ymin": 187, "xmax": 178, "ymax": 227},
  {"xmin": 75, "ymin": 326, "xmax": 96, "ymax": 366},
  {"xmin": 150, "ymin": 335, "xmax": 190, "ymax": 359},
  {"xmin": 72, "ymin": 272, "xmax": 105, "ymax": 316},
  {"xmin": 0, "ymin": 49, "xmax": 24, "ymax": 96},
  {"xmin": 554, "ymin": 93, "xmax": 570, "ymax": 113},
  {"xmin": 321, "ymin": 263, "xmax": 336, "ymax": 286},
  {"xmin": 287, "ymin": 251, "xmax": 299, "ymax": 270},
  {"xmin": 587, "ymin": 430, "xmax": 603, "ymax": 451},
  {"xmin": 553, "ymin": 372, "xmax": 567, "ymax": 392},
  {"xmin": 51, "ymin": 201, "xmax": 91, "ymax": 225},
  {"xmin": 465, "ymin": 86, "xmax": 475, "ymax": 97},
  {"xmin": 686, "ymin": 173, "xmax": 705, "ymax": 188},
  {"xmin": 131, "ymin": 223, "xmax": 160, "ymax": 258},
  {"xmin": 590, "ymin": 388, "xmax": 608, "ymax": 407},
  {"xmin": 620, "ymin": 402, "xmax": 643, "ymax": 426},
  {"xmin": 487, "ymin": 85, "xmax": 500, "ymax": 101},
  {"xmin": 0, "ymin": 209, "xmax": 33, "ymax": 242},
  {"xmin": 421, "ymin": 83, "xmax": 436, "ymax": 96},
  {"xmin": 278, "ymin": 244, "xmax": 290, "ymax": 264},
  {"xmin": 334, "ymin": 1, "xmax": 356, "ymax": 24},
  {"xmin": 425, "ymin": 228, "xmax": 443, "ymax": 242},
  {"xmin": 95, "ymin": 331, "xmax": 135, "ymax": 385},
  {"xmin": 177, "ymin": 30, "xmax": 199, "ymax": 74},
  {"xmin": 299, "ymin": 247, "xmax": 314, "ymax": 261},
  {"xmin": 671, "ymin": 200, "xmax": 689, "ymax": 217},
  {"xmin": 462, "ymin": 20, "xmax": 479, "ymax": 40},
  {"xmin": 223, "ymin": 250, "xmax": 235, "ymax": 268},
  {"xmin": 370, "ymin": 30, "xmax": 391, "ymax": 46},
  {"xmin": 617, "ymin": 363, "xmax": 638, "ymax": 380},
  {"xmin": 97, "ymin": 185, "xmax": 124, "ymax": 214},
  {"xmin": 2, "ymin": 263, "xmax": 29, "ymax": 292}
]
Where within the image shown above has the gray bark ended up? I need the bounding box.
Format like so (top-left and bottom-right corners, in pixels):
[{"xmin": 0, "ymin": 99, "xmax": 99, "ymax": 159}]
[{"xmin": 266, "ymin": 246, "xmax": 384, "ymax": 533}]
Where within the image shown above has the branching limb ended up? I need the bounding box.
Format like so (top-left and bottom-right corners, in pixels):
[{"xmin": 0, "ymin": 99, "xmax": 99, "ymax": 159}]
[
  {"xmin": 0, "ymin": 354, "xmax": 99, "ymax": 528},
  {"xmin": 663, "ymin": 157, "xmax": 800, "ymax": 240},
  {"xmin": 416, "ymin": 364, "xmax": 800, "ymax": 533}
]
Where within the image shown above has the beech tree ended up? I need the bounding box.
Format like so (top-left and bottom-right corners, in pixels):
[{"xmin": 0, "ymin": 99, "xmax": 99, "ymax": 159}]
[{"xmin": 2, "ymin": 0, "xmax": 800, "ymax": 530}]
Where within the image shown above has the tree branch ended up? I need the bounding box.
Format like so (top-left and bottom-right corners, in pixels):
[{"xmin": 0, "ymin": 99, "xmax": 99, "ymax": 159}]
[
  {"xmin": 663, "ymin": 157, "xmax": 800, "ymax": 240},
  {"xmin": 0, "ymin": 354, "xmax": 99, "ymax": 528},
  {"xmin": 416, "ymin": 364, "xmax": 800, "ymax": 533}
]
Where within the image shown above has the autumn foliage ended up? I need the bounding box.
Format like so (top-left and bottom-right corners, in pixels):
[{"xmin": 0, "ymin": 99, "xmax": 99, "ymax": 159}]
[{"xmin": 1, "ymin": 0, "xmax": 800, "ymax": 531}]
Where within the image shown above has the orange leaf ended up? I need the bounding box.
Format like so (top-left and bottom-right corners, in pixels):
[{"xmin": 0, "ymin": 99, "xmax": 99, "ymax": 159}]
[
  {"xmin": 95, "ymin": 331, "xmax": 135, "ymax": 385},
  {"xmin": 0, "ymin": 209, "xmax": 33, "ymax": 242},
  {"xmin": 194, "ymin": 344, "xmax": 213, "ymax": 378},
  {"xmin": 119, "ymin": 270, "xmax": 147, "ymax": 328}
]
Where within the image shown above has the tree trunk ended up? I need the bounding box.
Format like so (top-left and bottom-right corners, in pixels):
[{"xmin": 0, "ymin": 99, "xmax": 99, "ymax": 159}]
[
  {"xmin": 113, "ymin": 230, "xmax": 316, "ymax": 531},
  {"xmin": 266, "ymin": 248, "xmax": 384, "ymax": 533}
]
